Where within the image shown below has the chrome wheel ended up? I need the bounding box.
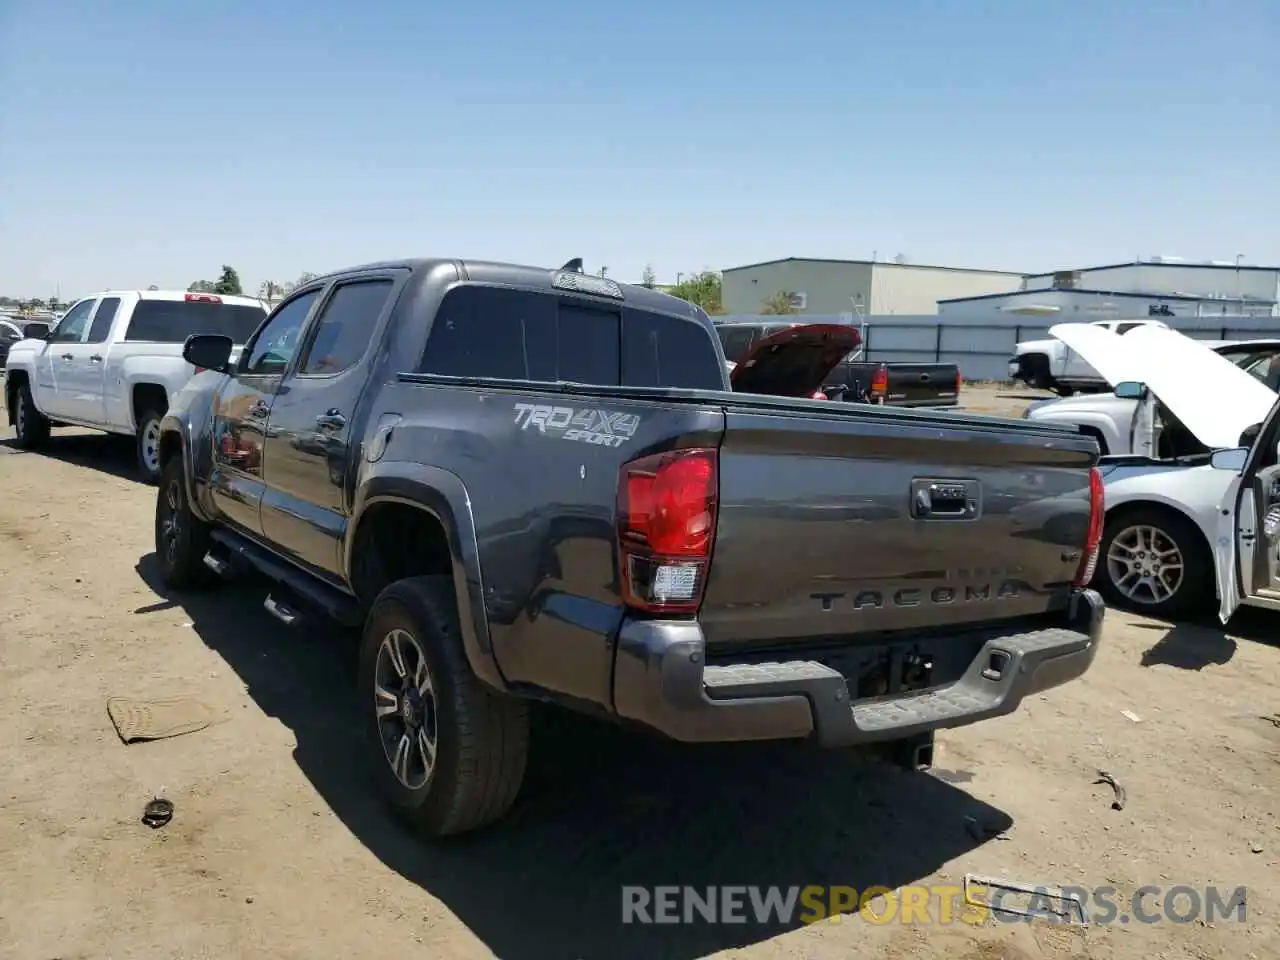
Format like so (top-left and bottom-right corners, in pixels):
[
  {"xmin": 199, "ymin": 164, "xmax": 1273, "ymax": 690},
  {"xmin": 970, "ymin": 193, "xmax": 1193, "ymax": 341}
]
[
  {"xmin": 159, "ymin": 479, "xmax": 183, "ymax": 565},
  {"xmin": 140, "ymin": 419, "xmax": 161, "ymax": 475},
  {"xmin": 374, "ymin": 628, "xmax": 439, "ymax": 790},
  {"xmin": 1105, "ymin": 524, "xmax": 1184, "ymax": 606}
]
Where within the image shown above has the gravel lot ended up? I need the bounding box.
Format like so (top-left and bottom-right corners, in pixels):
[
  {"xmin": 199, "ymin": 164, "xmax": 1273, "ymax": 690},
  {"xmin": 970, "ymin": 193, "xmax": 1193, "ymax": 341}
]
[{"xmin": 1, "ymin": 383, "xmax": 1277, "ymax": 960}]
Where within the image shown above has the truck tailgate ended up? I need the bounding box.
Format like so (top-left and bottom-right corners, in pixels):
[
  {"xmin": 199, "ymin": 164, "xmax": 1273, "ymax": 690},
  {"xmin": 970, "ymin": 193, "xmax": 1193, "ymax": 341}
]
[
  {"xmin": 699, "ymin": 406, "xmax": 1095, "ymax": 649},
  {"xmin": 885, "ymin": 363, "xmax": 959, "ymax": 406}
]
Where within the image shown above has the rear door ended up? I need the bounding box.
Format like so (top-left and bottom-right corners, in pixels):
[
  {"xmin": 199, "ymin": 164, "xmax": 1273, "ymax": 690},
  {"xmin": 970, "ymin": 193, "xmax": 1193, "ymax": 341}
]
[
  {"xmin": 209, "ymin": 288, "xmax": 323, "ymax": 537},
  {"xmin": 74, "ymin": 295, "xmax": 123, "ymax": 424},
  {"xmin": 259, "ymin": 273, "xmax": 404, "ymax": 579}
]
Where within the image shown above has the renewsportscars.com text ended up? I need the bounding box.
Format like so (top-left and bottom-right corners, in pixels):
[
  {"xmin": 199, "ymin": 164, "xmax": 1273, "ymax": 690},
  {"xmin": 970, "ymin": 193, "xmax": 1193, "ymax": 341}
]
[{"xmin": 621, "ymin": 884, "xmax": 1247, "ymax": 926}]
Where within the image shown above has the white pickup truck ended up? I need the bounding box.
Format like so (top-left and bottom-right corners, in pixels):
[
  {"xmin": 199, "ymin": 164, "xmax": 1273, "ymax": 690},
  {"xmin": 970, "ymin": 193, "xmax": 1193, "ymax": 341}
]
[
  {"xmin": 4, "ymin": 290, "xmax": 267, "ymax": 482},
  {"xmin": 1009, "ymin": 319, "xmax": 1169, "ymax": 395}
]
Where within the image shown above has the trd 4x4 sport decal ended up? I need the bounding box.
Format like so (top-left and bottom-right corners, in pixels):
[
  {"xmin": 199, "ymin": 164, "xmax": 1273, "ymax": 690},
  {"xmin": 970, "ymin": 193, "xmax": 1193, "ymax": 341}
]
[{"xmin": 512, "ymin": 403, "xmax": 640, "ymax": 448}]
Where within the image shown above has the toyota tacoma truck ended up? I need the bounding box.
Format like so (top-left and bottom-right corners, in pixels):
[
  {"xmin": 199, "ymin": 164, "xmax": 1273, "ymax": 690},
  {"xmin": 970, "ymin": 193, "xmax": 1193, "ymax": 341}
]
[
  {"xmin": 155, "ymin": 256, "xmax": 1106, "ymax": 838},
  {"xmin": 4, "ymin": 290, "xmax": 268, "ymax": 482}
]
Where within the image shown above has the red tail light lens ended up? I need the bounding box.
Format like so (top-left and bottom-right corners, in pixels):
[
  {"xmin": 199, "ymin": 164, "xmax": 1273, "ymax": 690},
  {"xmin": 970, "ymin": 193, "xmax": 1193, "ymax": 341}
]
[
  {"xmin": 617, "ymin": 448, "xmax": 718, "ymax": 614},
  {"xmin": 1073, "ymin": 467, "xmax": 1105, "ymax": 586},
  {"xmin": 185, "ymin": 293, "xmax": 222, "ymax": 303},
  {"xmin": 811, "ymin": 389, "xmax": 827, "ymax": 400},
  {"xmin": 869, "ymin": 367, "xmax": 888, "ymax": 403},
  {"xmin": 955, "ymin": 370, "xmax": 963, "ymax": 395}
]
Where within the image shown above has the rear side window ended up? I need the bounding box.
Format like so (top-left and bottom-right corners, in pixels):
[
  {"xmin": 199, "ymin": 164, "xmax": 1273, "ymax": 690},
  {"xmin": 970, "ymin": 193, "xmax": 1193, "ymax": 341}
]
[
  {"xmin": 124, "ymin": 299, "xmax": 268, "ymax": 344},
  {"xmin": 418, "ymin": 287, "xmax": 559, "ymax": 380},
  {"xmin": 623, "ymin": 312, "xmax": 724, "ymax": 389},
  {"xmin": 299, "ymin": 279, "xmax": 394, "ymax": 375},
  {"xmin": 86, "ymin": 297, "xmax": 121, "ymax": 343}
]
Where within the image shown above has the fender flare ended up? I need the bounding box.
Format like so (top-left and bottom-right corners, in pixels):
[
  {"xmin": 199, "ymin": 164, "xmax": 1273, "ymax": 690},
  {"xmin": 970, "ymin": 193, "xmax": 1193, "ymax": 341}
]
[
  {"xmin": 348, "ymin": 463, "xmax": 507, "ymax": 693},
  {"xmin": 158, "ymin": 411, "xmax": 215, "ymax": 523}
]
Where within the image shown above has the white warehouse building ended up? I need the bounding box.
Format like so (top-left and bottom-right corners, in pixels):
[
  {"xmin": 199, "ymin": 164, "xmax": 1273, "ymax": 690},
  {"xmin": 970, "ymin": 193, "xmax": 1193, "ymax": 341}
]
[{"xmin": 938, "ymin": 258, "xmax": 1280, "ymax": 320}]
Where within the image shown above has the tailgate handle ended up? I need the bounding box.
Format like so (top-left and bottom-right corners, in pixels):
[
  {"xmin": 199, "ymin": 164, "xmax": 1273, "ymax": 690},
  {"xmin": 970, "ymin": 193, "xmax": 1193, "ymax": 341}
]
[{"xmin": 911, "ymin": 478, "xmax": 980, "ymax": 520}]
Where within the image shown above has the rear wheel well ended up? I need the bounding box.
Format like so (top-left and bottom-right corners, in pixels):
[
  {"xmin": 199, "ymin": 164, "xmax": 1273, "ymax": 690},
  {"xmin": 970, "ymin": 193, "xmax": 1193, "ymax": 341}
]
[
  {"xmin": 350, "ymin": 503, "xmax": 454, "ymax": 609},
  {"xmin": 4, "ymin": 371, "xmax": 28, "ymax": 424},
  {"xmin": 132, "ymin": 383, "xmax": 169, "ymax": 427}
]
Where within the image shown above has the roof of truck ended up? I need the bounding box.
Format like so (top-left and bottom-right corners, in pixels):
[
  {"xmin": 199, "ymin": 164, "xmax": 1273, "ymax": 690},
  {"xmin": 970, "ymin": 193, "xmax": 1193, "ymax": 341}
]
[
  {"xmin": 77, "ymin": 290, "xmax": 267, "ymax": 306},
  {"xmin": 313, "ymin": 258, "xmax": 705, "ymax": 318}
]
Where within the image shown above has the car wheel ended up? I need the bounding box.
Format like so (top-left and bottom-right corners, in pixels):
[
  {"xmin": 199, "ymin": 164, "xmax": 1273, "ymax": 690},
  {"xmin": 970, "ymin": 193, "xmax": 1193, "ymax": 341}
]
[
  {"xmin": 155, "ymin": 456, "xmax": 212, "ymax": 589},
  {"xmin": 136, "ymin": 408, "xmax": 165, "ymax": 484},
  {"xmin": 359, "ymin": 576, "xmax": 529, "ymax": 838},
  {"xmin": 1095, "ymin": 507, "xmax": 1211, "ymax": 617},
  {"xmin": 13, "ymin": 382, "xmax": 50, "ymax": 449}
]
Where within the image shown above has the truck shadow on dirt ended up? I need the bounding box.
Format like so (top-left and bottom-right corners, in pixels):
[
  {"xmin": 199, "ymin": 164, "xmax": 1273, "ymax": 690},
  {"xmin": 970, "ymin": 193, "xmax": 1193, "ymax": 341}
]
[
  {"xmin": 136, "ymin": 553, "xmax": 1010, "ymax": 960},
  {"xmin": 0, "ymin": 431, "xmax": 141, "ymax": 483}
]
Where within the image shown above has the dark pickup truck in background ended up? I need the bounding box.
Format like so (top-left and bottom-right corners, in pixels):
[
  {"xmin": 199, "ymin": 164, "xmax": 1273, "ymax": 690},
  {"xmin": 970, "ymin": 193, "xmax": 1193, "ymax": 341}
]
[
  {"xmin": 158, "ymin": 257, "xmax": 1105, "ymax": 838},
  {"xmin": 715, "ymin": 320, "xmax": 961, "ymax": 407}
]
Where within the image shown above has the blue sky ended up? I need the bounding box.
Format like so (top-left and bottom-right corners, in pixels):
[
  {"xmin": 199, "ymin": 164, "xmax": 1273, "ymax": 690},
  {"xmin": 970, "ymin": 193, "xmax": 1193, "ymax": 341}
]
[{"xmin": 1, "ymin": 0, "xmax": 1277, "ymax": 299}]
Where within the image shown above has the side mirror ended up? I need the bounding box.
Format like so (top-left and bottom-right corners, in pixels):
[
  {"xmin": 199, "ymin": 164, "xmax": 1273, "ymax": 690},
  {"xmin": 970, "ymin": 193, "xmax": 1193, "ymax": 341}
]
[
  {"xmin": 1114, "ymin": 381, "xmax": 1146, "ymax": 399},
  {"xmin": 1210, "ymin": 448, "xmax": 1249, "ymax": 472},
  {"xmin": 182, "ymin": 333, "xmax": 234, "ymax": 374},
  {"xmin": 1238, "ymin": 422, "xmax": 1263, "ymax": 448},
  {"xmin": 22, "ymin": 322, "xmax": 51, "ymax": 340}
]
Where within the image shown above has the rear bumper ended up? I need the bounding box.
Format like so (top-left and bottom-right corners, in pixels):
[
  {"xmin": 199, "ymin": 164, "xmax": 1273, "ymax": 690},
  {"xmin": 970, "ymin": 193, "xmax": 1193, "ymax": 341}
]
[{"xmin": 612, "ymin": 589, "xmax": 1104, "ymax": 746}]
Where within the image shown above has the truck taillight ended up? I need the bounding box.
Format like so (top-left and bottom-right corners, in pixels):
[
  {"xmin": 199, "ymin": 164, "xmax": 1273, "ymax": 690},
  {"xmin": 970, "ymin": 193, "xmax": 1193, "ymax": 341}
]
[
  {"xmin": 1073, "ymin": 467, "xmax": 1105, "ymax": 586},
  {"xmin": 185, "ymin": 293, "xmax": 222, "ymax": 304},
  {"xmin": 617, "ymin": 448, "xmax": 718, "ymax": 615},
  {"xmin": 870, "ymin": 367, "xmax": 888, "ymax": 403},
  {"xmin": 955, "ymin": 370, "xmax": 963, "ymax": 395}
]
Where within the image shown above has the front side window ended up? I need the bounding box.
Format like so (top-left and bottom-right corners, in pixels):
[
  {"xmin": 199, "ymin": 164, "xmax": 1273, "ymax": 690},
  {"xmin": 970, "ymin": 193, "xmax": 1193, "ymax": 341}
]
[
  {"xmin": 86, "ymin": 297, "xmax": 121, "ymax": 344},
  {"xmin": 50, "ymin": 299, "xmax": 96, "ymax": 343},
  {"xmin": 242, "ymin": 290, "xmax": 320, "ymax": 375}
]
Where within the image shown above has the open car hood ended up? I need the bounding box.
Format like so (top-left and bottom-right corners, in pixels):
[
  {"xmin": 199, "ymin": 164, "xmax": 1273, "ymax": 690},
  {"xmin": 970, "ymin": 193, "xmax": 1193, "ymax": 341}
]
[
  {"xmin": 1051, "ymin": 322, "xmax": 1277, "ymax": 449},
  {"xmin": 729, "ymin": 323, "xmax": 861, "ymax": 397}
]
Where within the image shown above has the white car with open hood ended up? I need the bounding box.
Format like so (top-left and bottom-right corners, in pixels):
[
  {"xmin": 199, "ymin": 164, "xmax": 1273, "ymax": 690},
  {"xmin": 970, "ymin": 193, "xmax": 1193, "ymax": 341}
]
[{"xmin": 1052, "ymin": 322, "xmax": 1279, "ymax": 619}]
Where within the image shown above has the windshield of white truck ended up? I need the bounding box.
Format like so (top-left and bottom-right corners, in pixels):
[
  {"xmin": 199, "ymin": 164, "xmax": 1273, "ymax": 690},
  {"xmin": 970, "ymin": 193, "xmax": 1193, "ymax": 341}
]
[{"xmin": 124, "ymin": 299, "xmax": 267, "ymax": 345}]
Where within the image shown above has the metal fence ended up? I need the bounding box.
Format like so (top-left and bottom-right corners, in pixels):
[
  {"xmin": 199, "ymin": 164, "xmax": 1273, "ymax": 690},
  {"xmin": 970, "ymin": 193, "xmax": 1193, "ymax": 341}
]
[{"xmin": 716, "ymin": 314, "xmax": 1280, "ymax": 381}]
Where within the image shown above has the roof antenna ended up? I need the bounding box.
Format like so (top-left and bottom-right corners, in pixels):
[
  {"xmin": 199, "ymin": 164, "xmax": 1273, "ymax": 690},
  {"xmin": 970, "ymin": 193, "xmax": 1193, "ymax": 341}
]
[{"xmin": 560, "ymin": 257, "xmax": 584, "ymax": 273}]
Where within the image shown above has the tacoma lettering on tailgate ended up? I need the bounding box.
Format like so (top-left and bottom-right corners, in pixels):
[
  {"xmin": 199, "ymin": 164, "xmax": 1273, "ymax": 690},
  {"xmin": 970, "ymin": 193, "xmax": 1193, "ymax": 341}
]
[{"xmin": 512, "ymin": 403, "xmax": 640, "ymax": 448}]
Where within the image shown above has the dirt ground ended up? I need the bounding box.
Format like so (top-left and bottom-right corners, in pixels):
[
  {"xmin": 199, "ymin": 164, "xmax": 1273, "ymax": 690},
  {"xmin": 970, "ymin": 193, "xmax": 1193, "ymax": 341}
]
[{"xmin": 0, "ymin": 383, "xmax": 1277, "ymax": 960}]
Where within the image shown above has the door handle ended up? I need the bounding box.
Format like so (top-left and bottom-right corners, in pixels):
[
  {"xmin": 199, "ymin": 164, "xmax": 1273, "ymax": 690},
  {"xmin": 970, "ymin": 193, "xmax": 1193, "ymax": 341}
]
[
  {"xmin": 315, "ymin": 409, "xmax": 347, "ymax": 431},
  {"xmin": 248, "ymin": 400, "xmax": 269, "ymax": 419},
  {"xmin": 89, "ymin": 354, "xmax": 103, "ymax": 363},
  {"xmin": 60, "ymin": 353, "xmax": 73, "ymax": 361}
]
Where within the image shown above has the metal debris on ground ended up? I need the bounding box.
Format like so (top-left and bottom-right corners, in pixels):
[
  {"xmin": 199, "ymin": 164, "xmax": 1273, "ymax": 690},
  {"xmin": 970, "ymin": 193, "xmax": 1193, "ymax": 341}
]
[
  {"xmin": 1094, "ymin": 770, "xmax": 1127, "ymax": 811},
  {"xmin": 963, "ymin": 874, "xmax": 1088, "ymax": 925},
  {"xmin": 141, "ymin": 797, "xmax": 174, "ymax": 829}
]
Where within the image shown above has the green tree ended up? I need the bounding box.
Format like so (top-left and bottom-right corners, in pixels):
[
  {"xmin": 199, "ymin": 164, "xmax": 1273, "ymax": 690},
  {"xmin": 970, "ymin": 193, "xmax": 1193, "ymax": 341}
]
[
  {"xmin": 665, "ymin": 270, "xmax": 723, "ymax": 315},
  {"xmin": 213, "ymin": 265, "xmax": 242, "ymax": 296},
  {"xmin": 760, "ymin": 290, "xmax": 799, "ymax": 315},
  {"xmin": 641, "ymin": 264, "xmax": 657, "ymax": 289}
]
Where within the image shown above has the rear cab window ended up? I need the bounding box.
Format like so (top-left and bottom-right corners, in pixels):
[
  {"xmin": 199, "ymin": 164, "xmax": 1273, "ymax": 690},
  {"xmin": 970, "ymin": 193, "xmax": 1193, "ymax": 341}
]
[
  {"xmin": 417, "ymin": 286, "xmax": 724, "ymax": 389},
  {"xmin": 124, "ymin": 296, "xmax": 268, "ymax": 345}
]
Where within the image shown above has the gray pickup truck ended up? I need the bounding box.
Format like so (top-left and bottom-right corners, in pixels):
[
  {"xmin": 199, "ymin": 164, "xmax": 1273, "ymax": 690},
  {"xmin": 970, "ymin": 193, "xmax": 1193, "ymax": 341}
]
[{"xmin": 156, "ymin": 257, "xmax": 1105, "ymax": 838}]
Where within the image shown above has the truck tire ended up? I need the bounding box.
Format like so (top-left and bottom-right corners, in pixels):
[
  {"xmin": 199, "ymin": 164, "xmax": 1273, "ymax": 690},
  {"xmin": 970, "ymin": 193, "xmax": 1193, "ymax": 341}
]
[
  {"xmin": 12, "ymin": 381, "xmax": 50, "ymax": 449},
  {"xmin": 1095, "ymin": 506, "xmax": 1212, "ymax": 618},
  {"xmin": 359, "ymin": 576, "xmax": 529, "ymax": 838},
  {"xmin": 155, "ymin": 456, "xmax": 212, "ymax": 589},
  {"xmin": 135, "ymin": 408, "xmax": 165, "ymax": 484}
]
